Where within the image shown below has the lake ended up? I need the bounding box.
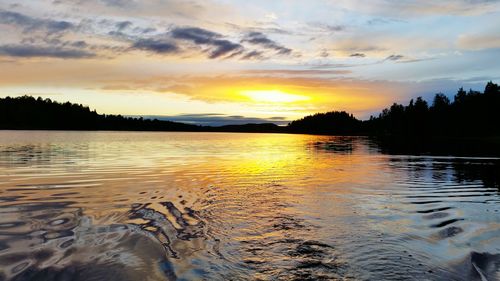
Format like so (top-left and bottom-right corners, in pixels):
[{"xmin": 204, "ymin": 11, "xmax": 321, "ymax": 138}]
[{"xmin": 0, "ymin": 131, "xmax": 499, "ymax": 280}]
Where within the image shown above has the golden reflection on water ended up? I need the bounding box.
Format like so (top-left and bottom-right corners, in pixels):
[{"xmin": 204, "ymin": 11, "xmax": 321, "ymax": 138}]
[{"xmin": 0, "ymin": 131, "xmax": 499, "ymax": 280}]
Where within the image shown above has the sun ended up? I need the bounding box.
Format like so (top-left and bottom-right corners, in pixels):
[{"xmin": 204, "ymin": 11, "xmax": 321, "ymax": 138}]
[{"xmin": 241, "ymin": 90, "xmax": 310, "ymax": 103}]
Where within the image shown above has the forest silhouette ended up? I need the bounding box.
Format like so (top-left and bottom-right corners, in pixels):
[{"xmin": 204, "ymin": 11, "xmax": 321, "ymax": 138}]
[
  {"xmin": 1, "ymin": 82, "xmax": 499, "ymax": 137},
  {"xmin": 0, "ymin": 96, "xmax": 202, "ymax": 131},
  {"xmin": 288, "ymin": 81, "xmax": 500, "ymax": 137},
  {"xmin": 366, "ymin": 81, "xmax": 500, "ymax": 137}
]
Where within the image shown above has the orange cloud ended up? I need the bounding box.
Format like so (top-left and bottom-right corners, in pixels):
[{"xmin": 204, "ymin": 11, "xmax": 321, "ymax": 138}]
[{"xmin": 98, "ymin": 72, "xmax": 406, "ymax": 117}]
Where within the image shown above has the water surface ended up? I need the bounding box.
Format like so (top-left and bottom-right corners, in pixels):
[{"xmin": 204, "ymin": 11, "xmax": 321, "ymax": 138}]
[{"xmin": 0, "ymin": 131, "xmax": 499, "ymax": 280}]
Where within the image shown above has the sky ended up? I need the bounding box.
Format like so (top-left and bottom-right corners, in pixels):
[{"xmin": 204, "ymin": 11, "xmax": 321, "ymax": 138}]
[{"xmin": 0, "ymin": 0, "xmax": 499, "ymax": 125}]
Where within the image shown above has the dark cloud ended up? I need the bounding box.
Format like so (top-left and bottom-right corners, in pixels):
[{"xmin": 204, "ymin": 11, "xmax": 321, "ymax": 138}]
[
  {"xmin": 350, "ymin": 53, "xmax": 366, "ymax": 57},
  {"xmin": 207, "ymin": 40, "xmax": 242, "ymax": 59},
  {"xmin": 136, "ymin": 27, "xmax": 156, "ymax": 34},
  {"xmin": 0, "ymin": 45, "xmax": 95, "ymax": 58},
  {"xmin": 320, "ymin": 49, "xmax": 329, "ymax": 57},
  {"xmin": 241, "ymin": 50, "xmax": 265, "ymax": 60},
  {"xmin": 125, "ymin": 26, "xmax": 245, "ymax": 58},
  {"xmin": 366, "ymin": 18, "xmax": 404, "ymax": 25},
  {"xmin": 385, "ymin": 54, "xmax": 404, "ymax": 61},
  {"xmin": 108, "ymin": 30, "xmax": 133, "ymax": 39},
  {"xmin": 104, "ymin": 19, "xmax": 157, "ymax": 38},
  {"xmin": 137, "ymin": 113, "xmax": 289, "ymax": 126},
  {"xmin": 0, "ymin": 10, "xmax": 74, "ymax": 34},
  {"xmin": 241, "ymin": 32, "xmax": 292, "ymax": 55},
  {"xmin": 96, "ymin": 18, "xmax": 157, "ymax": 40},
  {"xmin": 381, "ymin": 54, "xmax": 431, "ymax": 64},
  {"xmin": 399, "ymin": 57, "xmax": 435, "ymax": 64},
  {"xmin": 308, "ymin": 22, "xmax": 345, "ymax": 33},
  {"xmin": 46, "ymin": 21, "xmax": 73, "ymax": 32},
  {"xmin": 322, "ymin": 24, "xmax": 344, "ymax": 32},
  {"xmin": 132, "ymin": 39, "xmax": 179, "ymax": 54},
  {"xmin": 116, "ymin": 20, "xmax": 132, "ymax": 31},
  {"xmin": 171, "ymin": 27, "xmax": 220, "ymax": 43},
  {"xmin": 170, "ymin": 26, "xmax": 243, "ymax": 59},
  {"xmin": 70, "ymin": 40, "xmax": 88, "ymax": 48},
  {"xmin": 100, "ymin": 0, "xmax": 134, "ymax": 7},
  {"xmin": 17, "ymin": 35, "xmax": 92, "ymax": 51},
  {"xmin": 112, "ymin": 24, "xmax": 292, "ymax": 60},
  {"xmin": 269, "ymin": 116, "xmax": 286, "ymax": 120}
]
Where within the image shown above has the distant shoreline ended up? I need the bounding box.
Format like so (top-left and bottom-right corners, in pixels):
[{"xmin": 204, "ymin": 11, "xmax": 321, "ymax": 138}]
[{"xmin": 2, "ymin": 81, "xmax": 499, "ymax": 139}]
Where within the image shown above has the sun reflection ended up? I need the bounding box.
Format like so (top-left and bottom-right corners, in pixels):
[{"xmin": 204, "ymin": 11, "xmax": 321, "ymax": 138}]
[{"xmin": 241, "ymin": 90, "xmax": 310, "ymax": 103}]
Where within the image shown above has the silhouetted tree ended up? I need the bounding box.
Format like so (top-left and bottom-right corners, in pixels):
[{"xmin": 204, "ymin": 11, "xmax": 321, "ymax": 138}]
[
  {"xmin": 287, "ymin": 111, "xmax": 362, "ymax": 135},
  {"xmin": 366, "ymin": 81, "xmax": 500, "ymax": 137}
]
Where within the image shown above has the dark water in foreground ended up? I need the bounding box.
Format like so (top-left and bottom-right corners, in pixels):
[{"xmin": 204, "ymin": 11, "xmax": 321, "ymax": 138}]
[{"xmin": 0, "ymin": 131, "xmax": 499, "ymax": 281}]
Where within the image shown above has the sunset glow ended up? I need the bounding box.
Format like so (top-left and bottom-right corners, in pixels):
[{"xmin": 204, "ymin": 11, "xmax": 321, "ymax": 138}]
[
  {"xmin": 241, "ymin": 90, "xmax": 310, "ymax": 103},
  {"xmin": 0, "ymin": 0, "xmax": 499, "ymax": 124}
]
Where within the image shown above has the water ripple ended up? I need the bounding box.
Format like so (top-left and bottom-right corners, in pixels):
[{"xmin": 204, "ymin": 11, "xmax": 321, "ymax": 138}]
[{"xmin": 0, "ymin": 131, "xmax": 498, "ymax": 280}]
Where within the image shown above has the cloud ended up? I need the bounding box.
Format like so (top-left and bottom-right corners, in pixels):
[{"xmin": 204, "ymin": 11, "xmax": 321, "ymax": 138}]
[
  {"xmin": 53, "ymin": 0, "xmax": 223, "ymax": 21},
  {"xmin": 241, "ymin": 32, "xmax": 292, "ymax": 55},
  {"xmin": 140, "ymin": 113, "xmax": 289, "ymax": 126},
  {"xmin": 366, "ymin": 18, "xmax": 404, "ymax": 25},
  {"xmin": 333, "ymin": 0, "xmax": 500, "ymax": 17},
  {"xmin": 350, "ymin": 53, "xmax": 366, "ymax": 58},
  {"xmin": 0, "ymin": 44, "xmax": 95, "ymax": 59},
  {"xmin": 208, "ymin": 41, "xmax": 243, "ymax": 59},
  {"xmin": 125, "ymin": 26, "xmax": 289, "ymax": 60},
  {"xmin": 307, "ymin": 22, "xmax": 345, "ymax": 33},
  {"xmin": 240, "ymin": 69, "xmax": 351, "ymax": 76},
  {"xmin": 225, "ymin": 22, "xmax": 292, "ymax": 36},
  {"xmin": 170, "ymin": 26, "xmax": 243, "ymax": 58},
  {"xmin": 171, "ymin": 27, "xmax": 220, "ymax": 43},
  {"xmin": 132, "ymin": 38, "xmax": 179, "ymax": 54},
  {"xmin": 97, "ymin": 74, "xmax": 402, "ymax": 117},
  {"xmin": 320, "ymin": 24, "xmax": 344, "ymax": 32},
  {"xmin": 240, "ymin": 50, "xmax": 265, "ymax": 60},
  {"xmin": 100, "ymin": 0, "xmax": 134, "ymax": 7},
  {"xmin": 458, "ymin": 34, "xmax": 500, "ymax": 50},
  {"xmin": 115, "ymin": 20, "xmax": 133, "ymax": 31},
  {"xmin": 309, "ymin": 63, "xmax": 356, "ymax": 69},
  {"xmin": 381, "ymin": 54, "xmax": 431, "ymax": 63},
  {"xmin": 330, "ymin": 37, "xmax": 387, "ymax": 55},
  {"xmin": 0, "ymin": 10, "xmax": 74, "ymax": 35},
  {"xmin": 385, "ymin": 54, "xmax": 404, "ymax": 61},
  {"xmin": 71, "ymin": 40, "xmax": 88, "ymax": 48}
]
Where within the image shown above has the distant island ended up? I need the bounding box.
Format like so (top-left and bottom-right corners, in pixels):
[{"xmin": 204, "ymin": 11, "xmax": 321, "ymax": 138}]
[{"xmin": 1, "ymin": 82, "xmax": 499, "ymax": 138}]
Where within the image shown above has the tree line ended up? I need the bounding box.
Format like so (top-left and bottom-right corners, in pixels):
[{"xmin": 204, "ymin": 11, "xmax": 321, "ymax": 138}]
[
  {"xmin": 0, "ymin": 96, "xmax": 202, "ymax": 131},
  {"xmin": 288, "ymin": 81, "xmax": 500, "ymax": 137},
  {"xmin": 366, "ymin": 81, "xmax": 500, "ymax": 137},
  {"xmin": 1, "ymin": 81, "xmax": 499, "ymax": 137}
]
